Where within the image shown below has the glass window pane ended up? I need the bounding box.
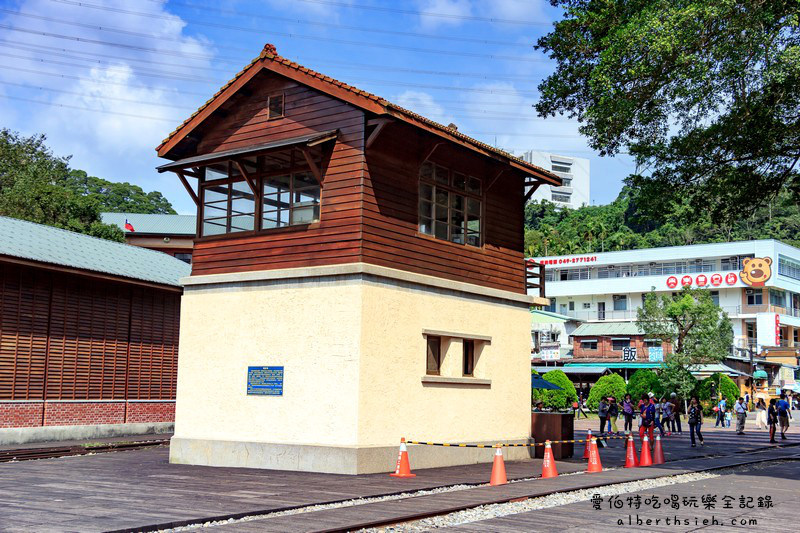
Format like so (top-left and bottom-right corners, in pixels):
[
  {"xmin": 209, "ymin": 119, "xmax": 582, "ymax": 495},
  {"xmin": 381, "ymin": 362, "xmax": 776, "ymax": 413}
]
[
  {"xmin": 419, "ymin": 200, "xmax": 432, "ymax": 218},
  {"xmin": 295, "ymin": 188, "xmax": 320, "ymax": 204},
  {"xmin": 435, "ymin": 188, "xmax": 448, "ymax": 206},
  {"xmin": 205, "ymin": 165, "xmax": 227, "ymax": 181},
  {"xmin": 453, "ymin": 172, "xmax": 466, "ymax": 190},
  {"xmin": 450, "ymin": 194, "xmax": 464, "ymax": 211},
  {"xmin": 419, "ymin": 182, "xmax": 433, "ymax": 201},
  {"xmin": 435, "ymin": 204, "xmax": 448, "ymax": 223},
  {"xmin": 204, "ymin": 184, "xmax": 229, "ymax": 203},
  {"xmin": 202, "ymin": 204, "xmax": 227, "ymax": 219},
  {"xmin": 420, "ymin": 161, "xmax": 434, "ymax": 181},
  {"xmin": 230, "ymin": 215, "xmax": 254, "ymax": 232},
  {"xmin": 293, "ymin": 171, "xmax": 316, "ymax": 189},
  {"xmin": 291, "ymin": 205, "xmax": 319, "ymax": 225},
  {"xmin": 434, "ymin": 165, "xmax": 448, "ymax": 185},
  {"xmin": 419, "ymin": 217, "xmax": 433, "ymax": 235},
  {"xmin": 466, "ymin": 232, "xmax": 480, "ymax": 247},
  {"xmin": 434, "ymin": 221, "xmax": 448, "ymax": 240},
  {"xmin": 467, "ymin": 176, "xmax": 481, "ymax": 194},
  {"xmin": 202, "ymin": 222, "xmax": 227, "ymax": 236},
  {"xmin": 269, "ymin": 94, "xmax": 284, "ymax": 118},
  {"xmin": 467, "ymin": 198, "xmax": 481, "ymax": 216}
]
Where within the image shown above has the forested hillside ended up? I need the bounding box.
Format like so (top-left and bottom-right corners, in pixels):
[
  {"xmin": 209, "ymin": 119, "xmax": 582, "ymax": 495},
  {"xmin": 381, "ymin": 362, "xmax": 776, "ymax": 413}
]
[{"xmin": 525, "ymin": 187, "xmax": 800, "ymax": 257}]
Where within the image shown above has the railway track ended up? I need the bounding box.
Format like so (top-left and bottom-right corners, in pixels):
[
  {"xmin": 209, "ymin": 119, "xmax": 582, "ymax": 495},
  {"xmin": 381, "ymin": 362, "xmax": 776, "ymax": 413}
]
[
  {"xmin": 154, "ymin": 442, "xmax": 800, "ymax": 533},
  {"xmin": 0, "ymin": 438, "xmax": 169, "ymax": 463}
]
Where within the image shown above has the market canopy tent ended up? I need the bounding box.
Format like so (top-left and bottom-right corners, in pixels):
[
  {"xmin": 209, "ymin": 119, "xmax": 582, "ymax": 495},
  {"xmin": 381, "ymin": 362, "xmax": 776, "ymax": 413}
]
[{"xmin": 532, "ymin": 374, "xmax": 563, "ymax": 390}]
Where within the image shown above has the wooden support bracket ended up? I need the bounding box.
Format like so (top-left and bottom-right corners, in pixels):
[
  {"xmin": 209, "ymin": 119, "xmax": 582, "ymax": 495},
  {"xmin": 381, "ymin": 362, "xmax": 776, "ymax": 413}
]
[
  {"xmin": 175, "ymin": 171, "xmax": 199, "ymax": 205},
  {"xmin": 365, "ymin": 118, "xmax": 391, "ymax": 149},
  {"xmin": 234, "ymin": 160, "xmax": 258, "ymax": 195},
  {"xmin": 524, "ymin": 181, "xmax": 541, "ymax": 202},
  {"xmin": 300, "ymin": 147, "xmax": 324, "ymax": 184},
  {"xmin": 485, "ymin": 169, "xmax": 506, "ymax": 192}
]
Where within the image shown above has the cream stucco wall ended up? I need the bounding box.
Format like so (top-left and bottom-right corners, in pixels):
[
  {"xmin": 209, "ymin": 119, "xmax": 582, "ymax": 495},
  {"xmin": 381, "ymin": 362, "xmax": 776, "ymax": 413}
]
[
  {"xmin": 358, "ymin": 282, "xmax": 531, "ymax": 445},
  {"xmin": 172, "ymin": 265, "xmax": 533, "ymax": 472},
  {"xmin": 173, "ymin": 279, "xmax": 363, "ymax": 446}
]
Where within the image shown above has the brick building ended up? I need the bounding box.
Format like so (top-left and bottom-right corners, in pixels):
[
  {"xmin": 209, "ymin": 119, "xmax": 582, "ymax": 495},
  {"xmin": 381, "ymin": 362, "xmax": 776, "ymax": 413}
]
[{"xmin": 0, "ymin": 216, "xmax": 190, "ymax": 444}]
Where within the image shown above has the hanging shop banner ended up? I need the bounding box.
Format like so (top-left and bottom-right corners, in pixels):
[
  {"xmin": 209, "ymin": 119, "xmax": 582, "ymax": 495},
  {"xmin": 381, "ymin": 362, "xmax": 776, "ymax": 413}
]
[
  {"xmin": 622, "ymin": 347, "xmax": 637, "ymax": 362},
  {"xmin": 648, "ymin": 346, "xmax": 664, "ymax": 362}
]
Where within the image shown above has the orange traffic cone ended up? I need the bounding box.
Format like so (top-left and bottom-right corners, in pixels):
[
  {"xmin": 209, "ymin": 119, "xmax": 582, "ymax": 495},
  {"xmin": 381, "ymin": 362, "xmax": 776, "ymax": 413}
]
[
  {"xmin": 653, "ymin": 435, "xmax": 665, "ymax": 465},
  {"xmin": 541, "ymin": 440, "xmax": 559, "ymax": 478},
  {"xmin": 390, "ymin": 437, "xmax": 416, "ymax": 478},
  {"xmin": 624, "ymin": 435, "xmax": 638, "ymax": 468},
  {"xmin": 586, "ymin": 437, "xmax": 603, "ymax": 473},
  {"xmin": 639, "ymin": 435, "xmax": 653, "ymax": 467},
  {"xmin": 490, "ymin": 445, "xmax": 507, "ymax": 486},
  {"xmin": 582, "ymin": 430, "xmax": 592, "ymax": 459}
]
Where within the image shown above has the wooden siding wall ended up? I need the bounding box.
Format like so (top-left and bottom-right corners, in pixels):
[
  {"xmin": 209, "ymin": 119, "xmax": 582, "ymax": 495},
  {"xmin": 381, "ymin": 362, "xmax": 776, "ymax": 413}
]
[
  {"xmin": 0, "ymin": 262, "xmax": 180, "ymax": 401},
  {"xmin": 182, "ymin": 71, "xmax": 525, "ymax": 293},
  {"xmin": 363, "ymin": 122, "xmax": 526, "ymax": 293},
  {"xmin": 189, "ymin": 72, "xmax": 366, "ymax": 275}
]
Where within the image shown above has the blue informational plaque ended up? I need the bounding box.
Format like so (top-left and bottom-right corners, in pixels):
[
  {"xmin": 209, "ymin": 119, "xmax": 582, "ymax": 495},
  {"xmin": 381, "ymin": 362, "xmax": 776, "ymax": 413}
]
[{"xmin": 247, "ymin": 366, "xmax": 284, "ymax": 396}]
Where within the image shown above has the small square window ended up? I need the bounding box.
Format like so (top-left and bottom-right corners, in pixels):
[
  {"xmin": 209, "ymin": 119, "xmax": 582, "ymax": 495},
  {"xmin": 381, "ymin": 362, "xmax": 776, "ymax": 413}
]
[
  {"xmin": 612, "ymin": 338, "xmax": 630, "ymax": 350},
  {"xmin": 268, "ymin": 94, "xmax": 284, "ymax": 119},
  {"xmin": 580, "ymin": 340, "xmax": 598, "ymax": 351}
]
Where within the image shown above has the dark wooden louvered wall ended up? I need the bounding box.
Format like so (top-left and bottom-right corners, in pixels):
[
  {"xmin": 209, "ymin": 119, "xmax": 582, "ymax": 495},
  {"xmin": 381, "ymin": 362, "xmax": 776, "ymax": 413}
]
[{"xmin": 0, "ymin": 261, "xmax": 180, "ymax": 401}]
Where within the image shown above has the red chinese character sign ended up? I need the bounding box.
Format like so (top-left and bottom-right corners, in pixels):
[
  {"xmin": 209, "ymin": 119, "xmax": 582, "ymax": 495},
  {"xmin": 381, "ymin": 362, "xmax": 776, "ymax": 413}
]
[
  {"xmin": 710, "ymin": 273, "xmax": 722, "ymax": 286},
  {"xmin": 681, "ymin": 275, "xmax": 693, "ymax": 287},
  {"xmin": 725, "ymin": 273, "xmax": 738, "ymax": 285},
  {"xmin": 696, "ymin": 274, "xmax": 708, "ymax": 286},
  {"xmin": 666, "ymin": 276, "xmax": 678, "ymax": 289},
  {"xmin": 775, "ymin": 314, "xmax": 781, "ymax": 346}
]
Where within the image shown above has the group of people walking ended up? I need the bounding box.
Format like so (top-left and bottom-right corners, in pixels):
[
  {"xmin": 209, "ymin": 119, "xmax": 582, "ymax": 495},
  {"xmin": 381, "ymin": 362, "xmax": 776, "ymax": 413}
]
[
  {"xmin": 596, "ymin": 392, "xmax": 684, "ymax": 438},
  {"xmin": 588, "ymin": 391, "xmax": 794, "ymax": 447}
]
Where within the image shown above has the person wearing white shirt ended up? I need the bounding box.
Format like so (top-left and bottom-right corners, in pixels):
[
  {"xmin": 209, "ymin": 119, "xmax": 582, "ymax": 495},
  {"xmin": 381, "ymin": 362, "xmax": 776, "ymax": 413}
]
[{"xmin": 734, "ymin": 397, "xmax": 747, "ymax": 435}]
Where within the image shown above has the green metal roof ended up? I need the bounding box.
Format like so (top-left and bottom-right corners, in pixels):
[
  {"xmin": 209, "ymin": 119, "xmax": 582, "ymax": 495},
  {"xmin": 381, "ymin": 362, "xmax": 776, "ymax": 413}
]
[
  {"xmin": 101, "ymin": 212, "xmax": 197, "ymax": 235},
  {"xmin": 753, "ymin": 370, "xmax": 768, "ymax": 379},
  {"xmin": 530, "ymin": 310, "xmax": 582, "ymax": 324},
  {"xmin": 0, "ymin": 216, "xmax": 191, "ymax": 287},
  {"xmin": 534, "ymin": 365, "xmax": 609, "ymax": 375},
  {"xmin": 565, "ymin": 362, "xmax": 659, "ymax": 369},
  {"xmin": 571, "ymin": 322, "xmax": 643, "ymax": 336}
]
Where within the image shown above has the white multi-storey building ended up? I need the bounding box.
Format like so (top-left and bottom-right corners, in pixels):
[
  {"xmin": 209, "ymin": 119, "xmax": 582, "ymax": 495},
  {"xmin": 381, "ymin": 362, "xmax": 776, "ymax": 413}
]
[
  {"xmin": 522, "ymin": 151, "xmax": 590, "ymax": 209},
  {"xmin": 533, "ymin": 240, "xmax": 800, "ymax": 353}
]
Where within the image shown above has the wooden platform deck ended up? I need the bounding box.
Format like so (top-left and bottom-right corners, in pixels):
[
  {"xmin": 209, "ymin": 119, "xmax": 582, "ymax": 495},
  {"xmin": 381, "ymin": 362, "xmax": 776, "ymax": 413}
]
[
  {"xmin": 0, "ymin": 428, "xmax": 795, "ymax": 532},
  {"xmin": 446, "ymin": 458, "xmax": 800, "ymax": 532}
]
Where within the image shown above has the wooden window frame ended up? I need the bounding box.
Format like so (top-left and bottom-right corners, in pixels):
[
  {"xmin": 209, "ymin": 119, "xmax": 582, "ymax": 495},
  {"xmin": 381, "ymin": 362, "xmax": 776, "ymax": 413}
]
[
  {"xmin": 426, "ymin": 335, "xmax": 442, "ymax": 376},
  {"xmin": 418, "ymin": 160, "xmax": 482, "ymax": 248},
  {"xmin": 267, "ymin": 92, "xmax": 285, "ymax": 120},
  {"xmin": 196, "ymin": 149, "xmax": 321, "ymax": 239},
  {"xmin": 462, "ymin": 339, "xmax": 475, "ymax": 377}
]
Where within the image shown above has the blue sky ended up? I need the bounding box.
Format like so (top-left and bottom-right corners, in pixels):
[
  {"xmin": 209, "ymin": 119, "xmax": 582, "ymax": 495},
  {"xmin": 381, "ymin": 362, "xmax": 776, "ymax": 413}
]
[{"xmin": 0, "ymin": 0, "xmax": 635, "ymax": 214}]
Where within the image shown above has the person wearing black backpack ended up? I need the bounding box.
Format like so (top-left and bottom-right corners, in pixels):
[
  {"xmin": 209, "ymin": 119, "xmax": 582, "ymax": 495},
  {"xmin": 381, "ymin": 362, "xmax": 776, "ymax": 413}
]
[{"xmin": 687, "ymin": 396, "xmax": 704, "ymax": 447}]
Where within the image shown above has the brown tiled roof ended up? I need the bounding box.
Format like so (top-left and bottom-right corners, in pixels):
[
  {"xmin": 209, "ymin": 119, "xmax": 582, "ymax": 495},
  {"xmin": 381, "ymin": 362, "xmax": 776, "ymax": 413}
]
[{"xmin": 157, "ymin": 44, "xmax": 558, "ymax": 183}]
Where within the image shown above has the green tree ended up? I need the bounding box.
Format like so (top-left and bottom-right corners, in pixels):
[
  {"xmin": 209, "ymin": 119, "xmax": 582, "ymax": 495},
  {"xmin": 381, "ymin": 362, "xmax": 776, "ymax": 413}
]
[
  {"xmin": 587, "ymin": 374, "xmax": 627, "ymax": 410},
  {"xmin": 637, "ymin": 287, "xmax": 733, "ymax": 402},
  {"xmin": 532, "ymin": 369, "xmax": 577, "ymax": 410},
  {"xmin": 0, "ymin": 129, "xmax": 124, "ymax": 241},
  {"xmin": 698, "ymin": 373, "xmax": 740, "ymax": 412},
  {"xmin": 64, "ymin": 170, "xmax": 176, "ymax": 214},
  {"xmin": 626, "ymin": 369, "xmax": 663, "ymax": 401},
  {"xmin": 535, "ymin": 1, "xmax": 800, "ymax": 222}
]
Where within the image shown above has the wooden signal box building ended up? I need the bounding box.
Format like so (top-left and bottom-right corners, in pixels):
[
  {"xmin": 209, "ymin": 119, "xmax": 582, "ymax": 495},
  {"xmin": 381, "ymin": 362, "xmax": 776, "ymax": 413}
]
[{"xmin": 157, "ymin": 44, "xmax": 558, "ymax": 474}]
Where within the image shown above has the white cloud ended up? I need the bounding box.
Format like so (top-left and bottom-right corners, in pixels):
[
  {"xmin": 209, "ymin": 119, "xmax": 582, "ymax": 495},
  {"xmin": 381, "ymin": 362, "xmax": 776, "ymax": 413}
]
[
  {"xmin": 394, "ymin": 90, "xmax": 454, "ymax": 125},
  {"xmin": 0, "ymin": 0, "xmax": 216, "ymax": 213},
  {"xmin": 416, "ymin": 0, "xmax": 472, "ymax": 29}
]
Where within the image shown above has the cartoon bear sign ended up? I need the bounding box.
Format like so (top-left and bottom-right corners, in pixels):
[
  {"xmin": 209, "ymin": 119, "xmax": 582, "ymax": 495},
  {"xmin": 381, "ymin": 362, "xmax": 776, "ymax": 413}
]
[{"xmin": 739, "ymin": 257, "xmax": 772, "ymax": 287}]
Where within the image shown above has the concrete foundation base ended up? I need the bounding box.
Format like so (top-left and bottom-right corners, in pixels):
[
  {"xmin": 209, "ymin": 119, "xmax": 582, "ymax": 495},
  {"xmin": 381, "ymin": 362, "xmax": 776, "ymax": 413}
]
[
  {"xmin": 169, "ymin": 437, "xmax": 535, "ymax": 475},
  {"xmin": 0, "ymin": 422, "xmax": 173, "ymax": 446}
]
